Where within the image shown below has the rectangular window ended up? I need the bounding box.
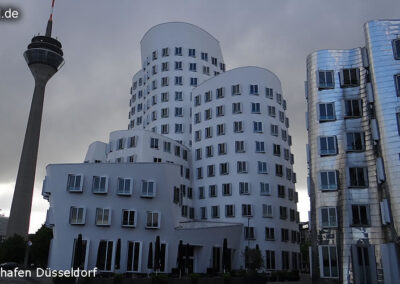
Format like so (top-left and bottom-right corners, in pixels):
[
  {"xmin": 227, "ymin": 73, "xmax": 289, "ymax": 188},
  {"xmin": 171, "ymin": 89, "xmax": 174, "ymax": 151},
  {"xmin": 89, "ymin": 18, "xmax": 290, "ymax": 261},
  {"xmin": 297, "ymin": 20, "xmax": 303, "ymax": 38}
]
[
  {"xmin": 251, "ymin": 102, "xmax": 261, "ymax": 113},
  {"xmin": 268, "ymin": 106, "xmax": 276, "ymax": 117},
  {"xmin": 351, "ymin": 205, "xmax": 369, "ymax": 226},
  {"xmin": 161, "ymin": 124, "xmax": 169, "ymax": 134},
  {"xmin": 122, "ymin": 210, "xmax": 136, "ymax": 227},
  {"xmin": 244, "ymin": 227, "xmax": 255, "ymax": 240},
  {"xmin": 394, "ymin": 74, "xmax": 400, "ymax": 96},
  {"xmin": 206, "ymin": 145, "xmax": 213, "ymax": 157},
  {"xmin": 129, "ymin": 136, "xmax": 137, "ymax": 148},
  {"xmin": 207, "ymin": 165, "xmax": 215, "ymax": 177},
  {"xmin": 319, "ymin": 246, "xmax": 339, "ymax": 278},
  {"xmin": 217, "ymin": 123, "xmax": 225, "ymax": 135},
  {"xmin": 216, "ymin": 105, "xmax": 224, "ymax": 117},
  {"xmin": 141, "ymin": 180, "xmax": 156, "ymax": 197},
  {"xmin": 266, "ymin": 88, "xmax": 273, "ymax": 99},
  {"xmin": 205, "ymin": 91, "xmax": 212, "ymax": 102},
  {"xmin": 200, "ymin": 207, "xmax": 207, "ymax": 219},
  {"xmin": 175, "ymin": 124, "xmax": 183, "ymax": 133},
  {"xmin": 265, "ymin": 227, "xmax": 275, "ymax": 240},
  {"xmin": 126, "ymin": 241, "xmax": 141, "ymax": 272},
  {"xmin": 189, "ymin": 63, "xmax": 197, "ymax": 72},
  {"xmin": 211, "ymin": 206, "xmax": 219, "ymax": 218},
  {"xmin": 278, "ymin": 185, "xmax": 285, "ymax": 198},
  {"xmin": 195, "ymin": 148, "xmax": 202, "ymax": 160},
  {"xmin": 190, "ymin": 77, "xmax": 198, "ymax": 86},
  {"xmin": 198, "ymin": 186, "xmax": 205, "ymax": 199},
  {"xmin": 232, "ymin": 84, "xmax": 241, "ymax": 95},
  {"xmin": 69, "ymin": 207, "xmax": 85, "ymax": 225},
  {"xmin": 270, "ymin": 124, "xmax": 278, "ymax": 136},
  {"xmin": 92, "ymin": 176, "xmax": 107, "ymax": 194},
  {"xmin": 218, "ymin": 143, "xmax": 227, "ymax": 155},
  {"xmin": 349, "ymin": 167, "xmax": 368, "ymax": 188},
  {"xmin": 201, "ymin": 52, "xmax": 208, "ymax": 61},
  {"xmin": 67, "ymin": 174, "xmax": 83, "ymax": 192},
  {"xmin": 175, "ymin": 76, "xmax": 183, "ymax": 85},
  {"xmin": 281, "ymin": 229, "xmax": 289, "ymax": 242},
  {"xmin": 96, "ymin": 240, "xmax": 114, "ymax": 271},
  {"xmin": 266, "ymin": 250, "xmax": 275, "ymax": 270},
  {"xmin": 162, "ymin": 47, "xmax": 169, "ymax": 57},
  {"xmin": 263, "ymin": 204, "xmax": 273, "ymax": 218},
  {"xmin": 225, "ymin": 204, "xmax": 235, "ymax": 217},
  {"xmin": 205, "ymin": 127, "xmax": 212, "ymax": 138},
  {"xmin": 219, "ymin": 162, "xmax": 229, "ymax": 175},
  {"xmin": 175, "ymin": 47, "xmax": 182, "ymax": 56},
  {"xmin": 319, "ymin": 136, "xmax": 337, "ymax": 155},
  {"xmin": 242, "ymin": 204, "xmax": 252, "ymax": 217},
  {"xmin": 237, "ymin": 161, "xmax": 248, "ymax": 173},
  {"xmin": 235, "ymin": 141, "xmax": 245, "ymax": 153},
  {"xmin": 175, "ymin": 61, "xmax": 182, "ymax": 70},
  {"xmin": 319, "ymin": 103, "xmax": 335, "ymax": 121},
  {"xmin": 233, "ymin": 121, "xmax": 243, "ymax": 133},
  {"xmin": 161, "ymin": 108, "xmax": 169, "ymax": 118},
  {"xmin": 320, "ymin": 171, "xmax": 338, "ymax": 191},
  {"xmin": 188, "ymin": 48, "xmax": 196, "ymax": 57},
  {"xmin": 146, "ymin": 211, "xmax": 160, "ymax": 228},
  {"xmin": 258, "ymin": 161, "xmax": 268, "ymax": 174},
  {"xmin": 211, "ymin": 57, "xmax": 218, "ymax": 66},
  {"xmin": 163, "ymin": 141, "xmax": 171, "ymax": 153},
  {"xmin": 253, "ymin": 121, "xmax": 263, "ymax": 133},
  {"xmin": 222, "ymin": 183, "xmax": 232, "ymax": 195},
  {"xmin": 273, "ymin": 144, "xmax": 281, "ymax": 156},
  {"xmin": 232, "ymin": 102, "xmax": 242, "ymax": 114},
  {"xmin": 150, "ymin": 138, "xmax": 159, "ymax": 149},
  {"xmin": 318, "ymin": 70, "xmax": 335, "ymax": 89},
  {"xmin": 197, "ymin": 167, "xmax": 203, "ymax": 179},
  {"xmin": 340, "ymin": 68, "xmax": 360, "ymax": 87},
  {"xmin": 95, "ymin": 208, "xmax": 111, "ymax": 226},
  {"xmin": 260, "ymin": 182, "xmax": 270, "ymax": 196},
  {"xmin": 175, "ymin": 107, "xmax": 183, "ymax": 117},
  {"xmin": 117, "ymin": 178, "xmax": 132, "ymax": 195},
  {"xmin": 250, "ymin": 84, "xmax": 259, "ymax": 95},
  {"xmin": 275, "ymin": 164, "xmax": 283, "ymax": 177},
  {"xmin": 321, "ymin": 207, "xmax": 337, "ymax": 228},
  {"xmin": 346, "ymin": 132, "xmax": 364, "ymax": 151},
  {"xmin": 216, "ymin": 87, "xmax": 224, "ymax": 98},
  {"xmin": 255, "ymin": 141, "xmax": 265, "ymax": 153},
  {"xmin": 393, "ymin": 39, "xmax": 400, "ymax": 60},
  {"xmin": 239, "ymin": 182, "xmax": 250, "ymax": 195},
  {"xmin": 345, "ymin": 99, "xmax": 362, "ymax": 118}
]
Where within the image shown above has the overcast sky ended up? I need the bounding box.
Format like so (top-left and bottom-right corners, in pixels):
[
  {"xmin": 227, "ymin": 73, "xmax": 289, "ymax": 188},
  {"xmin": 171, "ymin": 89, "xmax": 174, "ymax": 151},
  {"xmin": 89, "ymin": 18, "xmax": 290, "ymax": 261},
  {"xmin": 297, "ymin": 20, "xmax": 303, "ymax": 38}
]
[{"xmin": 1, "ymin": 0, "xmax": 399, "ymax": 233}]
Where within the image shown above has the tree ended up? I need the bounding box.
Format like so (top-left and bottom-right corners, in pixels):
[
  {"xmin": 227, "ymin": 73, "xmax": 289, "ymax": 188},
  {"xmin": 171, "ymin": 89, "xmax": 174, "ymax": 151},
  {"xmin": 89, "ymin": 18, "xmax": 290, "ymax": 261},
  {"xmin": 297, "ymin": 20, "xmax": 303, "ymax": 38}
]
[
  {"xmin": 245, "ymin": 247, "xmax": 264, "ymax": 272},
  {"xmin": 0, "ymin": 234, "xmax": 26, "ymax": 264},
  {"xmin": 154, "ymin": 236, "xmax": 161, "ymax": 274},
  {"xmin": 29, "ymin": 225, "xmax": 53, "ymax": 268},
  {"xmin": 147, "ymin": 242, "xmax": 153, "ymax": 271},
  {"xmin": 177, "ymin": 240, "xmax": 184, "ymax": 278}
]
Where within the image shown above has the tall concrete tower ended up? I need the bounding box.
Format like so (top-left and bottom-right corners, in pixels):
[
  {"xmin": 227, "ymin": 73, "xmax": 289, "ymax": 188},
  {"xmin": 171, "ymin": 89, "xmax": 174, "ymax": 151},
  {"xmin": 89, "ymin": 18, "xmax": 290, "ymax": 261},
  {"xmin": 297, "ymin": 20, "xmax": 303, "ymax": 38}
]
[{"xmin": 6, "ymin": 1, "xmax": 64, "ymax": 239}]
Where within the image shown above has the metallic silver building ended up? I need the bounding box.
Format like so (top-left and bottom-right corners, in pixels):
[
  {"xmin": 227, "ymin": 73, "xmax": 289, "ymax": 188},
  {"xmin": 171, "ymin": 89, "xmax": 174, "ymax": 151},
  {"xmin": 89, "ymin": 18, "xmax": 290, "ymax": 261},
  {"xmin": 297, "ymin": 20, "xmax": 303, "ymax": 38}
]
[{"xmin": 306, "ymin": 20, "xmax": 400, "ymax": 284}]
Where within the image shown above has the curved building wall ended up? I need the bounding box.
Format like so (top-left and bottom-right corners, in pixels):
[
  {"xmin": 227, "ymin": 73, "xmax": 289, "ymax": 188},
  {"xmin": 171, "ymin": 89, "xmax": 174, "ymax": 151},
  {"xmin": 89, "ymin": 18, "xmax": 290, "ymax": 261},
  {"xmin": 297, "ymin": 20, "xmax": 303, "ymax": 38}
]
[
  {"xmin": 192, "ymin": 67, "xmax": 299, "ymax": 270},
  {"xmin": 129, "ymin": 22, "xmax": 226, "ymax": 147},
  {"xmin": 306, "ymin": 48, "xmax": 384, "ymax": 282}
]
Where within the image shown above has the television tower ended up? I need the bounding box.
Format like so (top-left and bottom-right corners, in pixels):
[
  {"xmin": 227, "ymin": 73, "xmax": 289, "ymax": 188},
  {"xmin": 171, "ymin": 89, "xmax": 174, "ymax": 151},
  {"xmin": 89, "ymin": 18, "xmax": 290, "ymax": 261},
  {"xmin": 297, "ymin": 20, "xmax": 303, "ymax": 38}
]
[{"xmin": 6, "ymin": 0, "xmax": 64, "ymax": 238}]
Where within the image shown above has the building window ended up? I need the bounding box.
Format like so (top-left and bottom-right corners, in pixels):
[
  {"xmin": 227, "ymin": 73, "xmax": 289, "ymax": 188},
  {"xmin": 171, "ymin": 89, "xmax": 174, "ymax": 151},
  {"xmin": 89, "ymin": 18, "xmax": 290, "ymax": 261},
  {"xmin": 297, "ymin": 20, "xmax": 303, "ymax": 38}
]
[
  {"xmin": 216, "ymin": 105, "xmax": 224, "ymax": 117},
  {"xmin": 216, "ymin": 87, "xmax": 224, "ymax": 98},
  {"xmin": 232, "ymin": 102, "xmax": 242, "ymax": 114},
  {"xmin": 204, "ymin": 91, "xmax": 212, "ymax": 102},
  {"xmin": 206, "ymin": 145, "xmax": 213, "ymax": 157},
  {"xmin": 266, "ymin": 250, "xmax": 275, "ymax": 270},
  {"xmin": 273, "ymin": 144, "xmax": 281, "ymax": 156},
  {"xmin": 161, "ymin": 108, "xmax": 169, "ymax": 118},
  {"xmin": 251, "ymin": 102, "xmax": 261, "ymax": 113},
  {"xmin": 318, "ymin": 70, "xmax": 335, "ymax": 89},
  {"xmin": 175, "ymin": 47, "xmax": 182, "ymax": 56},
  {"xmin": 175, "ymin": 76, "xmax": 183, "ymax": 86},
  {"xmin": 95, "ymin": 208, "xmax": 111, "ymax": 226},
  {"xmin": 197, "ymin": 167, "xmax": 203, "ymax": 179},
  {"xmin": 319, "ymin": 245, "xmax": 339, "ymax": 278},
  {"xmin": 195, "ymin": 148, "xmax": 202, "ymax": 160},
  {"xmin": 225, "ymin": 205, "xmax": 235, "ymax": 217},
  {"xmin": 233, "ymin": 121, "xmax": 243, "ymax": 133},
  {"xmin": 319, "ymin": 136, "xmax": 337, "ymax": 155},
  {"xmin": 258, "ymin": 161, "xmax": 268, "ymax": 174},
  {"xmin": 345, "ymin": 99, "xmax": 362, "ymax": 118},
  {"xmin": 222, "ymin": 183, "xmax": 232, "ymax": 196},
  {"xmin": 255, "ymin": 141, "xmax": 265, "ymax": 153},
  {"xmin": 207, "ymin": 165, "xmax": 215, "ymax": 178},
  {"xmin": 219, "ymin": 162, "xmax": 229, "ymax": 175},
  {"xmin": 250, "ymin": 84, "xmax": 259, "ymax": 95},
  {"xmin": 175, "ymin": 107, "xmax": 183, "ymax": 117},
  {"xmin": 265, "ymin": 227, "xmax": 275, "ymax": 240},
  {"xmin": 282, "ymin": 251, "xmax": 289, "ymax": 270},
  {"xmin": 211, "ymin": 57, "xmax": 217, "ymax": 66},
  {"xmin": 146, "ymin": 211, "xmax": 160, "ymax": 228},
  {"xmin": 205, "ymin": 127, "xmax": 213, "ymax": 138},
  {"xmin": 320, "ymin": 171, "xmax": 338, "ymax": 191},
  {"xmin": 189, "ymin": 63, "xmax": 197, "ymax": 72},
  {"xmin": 237, "ymin": 161, "xmax": 248, "ymax": 173},
  {"xmin": 346, "ymin": 132, "xmax": 364, "ymax": 151},
  {"xmin": 69, "ymin": 207, "xmax": 85, "ymax": 225},
  {"xmin": 201, "ymin": 52, "xmax": 208, "ymax": 61},
  {"xmin": 268, "ymin": 106, "xmax": 276, "ymax": 117},
  {"xmin": 319, "ymin": 103, "xmax": 335, "ymax": 121},
  {"xmin": 175, "ymin": 61, "xmax": 182, "ymax": 70},
  {"xmin": 117, "ymin": 178, "xmax": 132, "ymax": 195},
  {"xmin": 218, "ymin": 143, "xmax": 227, "ymax": 155},
  {"xmin": 244, "ymin": 227, "xmax": 255, "ymax": 240},
  {"xmin": 92, "ymin": 176, "xmax": 107, "ymax": 194},
  {"xmin": 239, "ymin": 182, "xmax": 250, "ymax": 195},
  {"xmin": 163, "ymin": 141, "xmax": 171, "ymax": 153},
  {"xmin": 275, "ymin": 164, "xmax": 283, "ymax": 177},
  {"xmin": 263, "ymin": 204, "xmax": 273, "ymax": 218},
  {"xmin": 67, "ymin": 174, "xmax": 83, "ymax": 192},
  {"xmin": 390, "ymin": 37, "xmax": 400, "ymax": 60},
  {"xmin": 351, "ymin": 205, "xmax": 369, "ymax": 226},
  {"xmin": 129, "ymin": 136, "xmax": 137, "ymax": 148},
  {"xmin": 161, "ymin": 124, "xmax": 169, "ymax": 134},
  {"xmin": 260, "ymin": 183, "xmax": 270, "ymax": 196},
  {"xmin": 150, "ymin": 138, "xmax": 159, "ymax": 149},
  {"xmin": 200, "ymin": 207, "xmax": 207, "ymax": 219},
  {"xmin": 242, "ymin": 204, "xmax": 252, "ymax": 217},
  {"xmin": 278, "ymin": 185, "xmax": 285, "ymax": 198},
  {"xmin": 211, "ymin": 206, "xmax": 220, "ymax": 218},
  {"xmin": 253, "ymin": 121, "xmax": 263, "ymax": 133},
  {"xmin": 203, "ymin": 66, "xmax": 210, "ymax": 75},
  {"xmin": 141, "ymin": 180, "xmax": 156, "ymax": 197},
  {"xmin": 235, "ymin": 141, "xmax": 245, "ymax": 153},
  {"xmin": 122, "ymin": 210, "xmax": 136, "ymax": 227},
  {"xmin": 321, "ymin": 207, "xmax": 337, "ymax": 228},
  {"xmin": 126, "ymin": 241, "xmax": 141, "ymax": 272},
  {"xmin": 175, "ymin": 124, "xmax": 183, "ymax": 133},
  {"xmin": 217, "ymin": 124, "xmax": 225, "ymax": 135},
  {"xmin": 190, "ymin": 78, "xmax": 198, "ymax": 86},
  {"xmin": 96, "ymin": 240, "xmax": 114, "ymax": 271},
  {"xmin": 270, "ymin": 124, "xmax": 278, "ymax": 136},
  {"xmin": 340, "ymin": 68, "xmax": 360, "ymax": 87},
  {"xmin": 394, "ymin": 74, "xmax": 400, "ymax": 96},
  {"xmin": 232, "ymin": 84, "xmax": 241, "ymax": 96},
  {"xmin": 349, "ymin": 167, "xmax": 368, "ymax": 188},
  {"xmin": 281, "ymin": 229, "xmax": 289, "ymax": 242},
  {"xmin": 188, "ymin": 48, "xmax": 196, "ymax": 57}
]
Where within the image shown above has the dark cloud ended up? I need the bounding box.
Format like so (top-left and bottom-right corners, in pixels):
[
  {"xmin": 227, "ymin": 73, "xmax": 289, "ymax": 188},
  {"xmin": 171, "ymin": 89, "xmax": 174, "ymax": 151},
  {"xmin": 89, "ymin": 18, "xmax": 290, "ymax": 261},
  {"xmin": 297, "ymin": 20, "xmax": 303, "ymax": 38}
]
[{"xmin": 1, "ymin": 0, "xmax": 399, "ymax": 232}]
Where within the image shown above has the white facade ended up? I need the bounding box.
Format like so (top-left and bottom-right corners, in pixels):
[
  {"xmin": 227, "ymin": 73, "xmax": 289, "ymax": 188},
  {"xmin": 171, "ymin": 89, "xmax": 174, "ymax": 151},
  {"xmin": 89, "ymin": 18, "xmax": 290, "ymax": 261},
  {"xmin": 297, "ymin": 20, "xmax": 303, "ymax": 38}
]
[{"xmin": 44, "ymin": 22, "xmax": 299, "ymax": 274}]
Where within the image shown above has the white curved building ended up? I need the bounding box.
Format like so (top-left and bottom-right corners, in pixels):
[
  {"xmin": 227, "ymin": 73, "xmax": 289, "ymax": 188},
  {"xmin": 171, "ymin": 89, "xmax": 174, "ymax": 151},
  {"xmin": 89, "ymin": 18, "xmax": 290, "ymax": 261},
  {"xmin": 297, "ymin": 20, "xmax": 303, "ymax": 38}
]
[{"xmin": 43, "ymin": 22, "xmax": 300, "ymax": 274}]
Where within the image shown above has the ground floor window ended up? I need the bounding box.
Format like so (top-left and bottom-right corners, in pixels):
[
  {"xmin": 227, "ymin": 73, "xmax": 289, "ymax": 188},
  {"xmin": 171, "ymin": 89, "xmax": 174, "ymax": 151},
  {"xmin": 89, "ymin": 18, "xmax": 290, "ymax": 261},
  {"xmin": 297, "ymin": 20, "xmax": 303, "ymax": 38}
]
[
  {"xmin": 266, "ymin": 250, "xmax": 275, "ymax": 270},
  {"xmin": 282, "ymin": 251, "xmax": 289, "ymax": 270},
  {"xmin": 319, "ymin": 245, "xmax": 338, "ymax": 278},
  {"xmin": 71, "ymin": 237, "xmax": 87, "ymax": 269},
  {"xmin": 96, "ymin": 240, "xmax": 114, "ymax": 271},
  {"xmin": 127, "ymin": 241, "xmax": 141, "ymax": 272},
  {"xmin": 212, "ymin": 247, "xmax": 220, "ymax": 272}
]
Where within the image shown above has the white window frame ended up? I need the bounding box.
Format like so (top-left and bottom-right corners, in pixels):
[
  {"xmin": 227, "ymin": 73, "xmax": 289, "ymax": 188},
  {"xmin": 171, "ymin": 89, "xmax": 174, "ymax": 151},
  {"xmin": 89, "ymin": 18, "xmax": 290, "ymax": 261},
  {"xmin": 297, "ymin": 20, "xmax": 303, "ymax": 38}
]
[
  {"xmin": 320, "ymin": 207, "xmax": 337, "ymax": 228},
  {"xmin": 121, "ymin": 209, "xmax": 137, "ymax": 227},
  {"xmin": 92, "ymin": 176, "xmax": 108, "ymax": 194},
  {"xmin": 239, "ymin": 182, "xmax": 250, "ymax": 195},
  {"xmin": 260, "ymin": 182, "xmax": 270, "ymax": 196},
  {"xmin": 141, "ymin": 180, "xmax": 156, "ymax": 198},
  {"xmin": 319, "ymin": 170, "xmax": 338, "ymax": 191},
  {"xmin": 318, "ymin": 70, "xmax": 335, "ymax": 89},
  {"xmin": 258, "ymin": 161, "xmax": 268, "ymax": 174},
  {"xmin": 319, "ymin": 136, "xmax": 337, "ymax": 156},
  {"xmin": 146, "ymin": 211, "xmax": 161, "ymax": 229},
  {"xmin": 318, "ymin": 245, "xmax": 339, "ymax": 278},
  {"xmin": 69, "ymin": 206, "xmax": 86, "ymax": 225},
  {"xmin": 67, "ymin": 174, "xmax": 83, "ymax": 192},
  {"xmin": 117, "ymin": 177, "xmax": 133, "ymax": 195},
  {"xmin": 95, "ymin": 208, "xmax": 111, "ymax": 226},
  {"xmin": 263, "ymin": 204, "xmax": 273, "ymax": 218}
]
